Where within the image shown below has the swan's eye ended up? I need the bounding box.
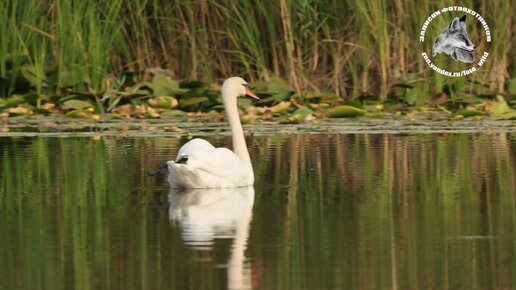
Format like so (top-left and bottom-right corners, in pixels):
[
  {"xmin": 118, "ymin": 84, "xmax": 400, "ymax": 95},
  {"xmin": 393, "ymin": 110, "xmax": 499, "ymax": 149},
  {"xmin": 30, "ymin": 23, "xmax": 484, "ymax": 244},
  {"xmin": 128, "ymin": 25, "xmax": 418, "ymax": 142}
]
[{"xmin": 242, "ymin": 83, "xmax": 249, "ymax": 87}]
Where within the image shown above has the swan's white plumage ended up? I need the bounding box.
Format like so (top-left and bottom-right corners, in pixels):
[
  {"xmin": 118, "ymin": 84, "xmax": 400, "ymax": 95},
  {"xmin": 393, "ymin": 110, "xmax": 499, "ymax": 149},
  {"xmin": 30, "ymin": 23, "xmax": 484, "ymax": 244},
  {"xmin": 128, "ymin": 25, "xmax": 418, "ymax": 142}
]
[
  {"xmin": 167, "ymin": 138, "xmax": 253, "ymax": 188},
  {"xmin": 167, "ymin": 77, "xmax": 257, "ymax": 189}
]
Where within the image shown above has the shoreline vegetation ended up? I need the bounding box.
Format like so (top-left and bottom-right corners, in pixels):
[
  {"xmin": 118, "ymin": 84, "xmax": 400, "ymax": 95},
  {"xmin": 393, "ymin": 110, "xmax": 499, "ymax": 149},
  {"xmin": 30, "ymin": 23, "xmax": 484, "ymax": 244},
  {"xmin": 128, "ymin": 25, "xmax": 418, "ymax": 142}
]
[{"xmin": 0, "ymin": 0, "xmax": 514, "ymax": 124}]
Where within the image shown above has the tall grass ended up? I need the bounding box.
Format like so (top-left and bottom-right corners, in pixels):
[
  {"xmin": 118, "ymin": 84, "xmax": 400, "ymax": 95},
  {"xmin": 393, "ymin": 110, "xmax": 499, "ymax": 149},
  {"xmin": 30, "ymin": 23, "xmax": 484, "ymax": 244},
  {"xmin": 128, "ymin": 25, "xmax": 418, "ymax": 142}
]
[{"xmin": 0, "ymin": 0, "xmax": 513, "ymax": 100}]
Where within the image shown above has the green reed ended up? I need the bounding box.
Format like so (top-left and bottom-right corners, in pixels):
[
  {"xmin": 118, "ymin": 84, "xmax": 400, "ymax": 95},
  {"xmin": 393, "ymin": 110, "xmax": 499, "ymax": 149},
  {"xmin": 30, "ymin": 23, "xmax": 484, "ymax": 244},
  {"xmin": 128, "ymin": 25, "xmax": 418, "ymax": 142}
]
[{"xmin": 0, "ymin": 0, "xmax": 512, "ymax": 100}]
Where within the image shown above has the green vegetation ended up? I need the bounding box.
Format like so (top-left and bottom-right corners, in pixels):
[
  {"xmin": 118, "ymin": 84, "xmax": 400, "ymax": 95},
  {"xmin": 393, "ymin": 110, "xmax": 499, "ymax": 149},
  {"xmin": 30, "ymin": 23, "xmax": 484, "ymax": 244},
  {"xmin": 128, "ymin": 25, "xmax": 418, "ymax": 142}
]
[
  {"xmin": 0, "ymin": 0, "xmax": 514, "ymax": 122},
  {"xmin": 1, "ymin": 134, "xmax": 515, "ymax": 289}
]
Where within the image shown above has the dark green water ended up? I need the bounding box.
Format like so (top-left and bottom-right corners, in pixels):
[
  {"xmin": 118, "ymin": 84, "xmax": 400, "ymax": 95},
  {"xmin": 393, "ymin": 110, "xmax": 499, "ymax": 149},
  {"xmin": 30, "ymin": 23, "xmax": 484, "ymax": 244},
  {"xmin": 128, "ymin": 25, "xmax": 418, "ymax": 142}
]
[{"xmin": 1, "ymin": 133, "xmax": 515, "ymax": 290}]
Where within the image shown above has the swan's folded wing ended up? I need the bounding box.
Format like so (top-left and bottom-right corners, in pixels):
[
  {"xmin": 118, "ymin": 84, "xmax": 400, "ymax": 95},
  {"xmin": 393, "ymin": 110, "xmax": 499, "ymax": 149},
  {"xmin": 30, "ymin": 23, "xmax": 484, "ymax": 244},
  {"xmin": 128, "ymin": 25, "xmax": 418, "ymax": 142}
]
[
  {"xmin": 196, "ymin": 148, "xmax": 249, "ymax": 183},
  {"xmin": 176, "ymin": 138, "xmax": 215, "ymax": 162},
  {"xmin": 168, "ymin": 147, "xmax": 251, "ymax": 188}
]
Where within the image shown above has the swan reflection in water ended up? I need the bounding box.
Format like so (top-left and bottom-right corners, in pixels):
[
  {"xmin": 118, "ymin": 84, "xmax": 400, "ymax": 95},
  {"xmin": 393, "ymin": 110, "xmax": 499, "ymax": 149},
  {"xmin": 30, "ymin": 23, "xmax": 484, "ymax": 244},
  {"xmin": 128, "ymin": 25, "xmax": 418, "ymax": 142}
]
[{"xmin": 168, "ymin": 186, "xmax": 255, "ymax": 290}]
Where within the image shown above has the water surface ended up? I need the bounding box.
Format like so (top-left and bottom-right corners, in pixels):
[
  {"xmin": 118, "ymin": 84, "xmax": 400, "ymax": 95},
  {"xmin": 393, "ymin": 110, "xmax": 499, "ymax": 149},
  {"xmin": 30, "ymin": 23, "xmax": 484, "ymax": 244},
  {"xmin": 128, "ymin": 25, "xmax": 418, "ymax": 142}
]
[{"xmin": 1, "ymin": 132, "xmax": 515, "ymax": 289}]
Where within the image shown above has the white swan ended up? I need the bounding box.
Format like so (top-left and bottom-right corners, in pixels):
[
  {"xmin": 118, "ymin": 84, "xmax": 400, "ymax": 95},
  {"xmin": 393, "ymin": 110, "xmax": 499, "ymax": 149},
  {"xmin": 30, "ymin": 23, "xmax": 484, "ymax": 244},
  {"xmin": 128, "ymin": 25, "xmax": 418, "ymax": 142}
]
[{"xmin": 167, "ymin": 77, "xmax": 259, "ymax": 189}]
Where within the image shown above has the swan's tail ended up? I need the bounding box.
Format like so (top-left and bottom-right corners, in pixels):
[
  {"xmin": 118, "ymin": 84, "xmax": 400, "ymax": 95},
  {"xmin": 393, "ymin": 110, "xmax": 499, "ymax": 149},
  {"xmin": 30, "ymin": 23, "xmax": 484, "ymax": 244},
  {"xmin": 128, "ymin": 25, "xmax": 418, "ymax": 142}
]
[
  {"xmin": 148, "ymin": 154, "xmax": 189, "ymax": 177},
  {"xmin": 147, "ymin": 164, "xmax": 168, "ymax": 176}
]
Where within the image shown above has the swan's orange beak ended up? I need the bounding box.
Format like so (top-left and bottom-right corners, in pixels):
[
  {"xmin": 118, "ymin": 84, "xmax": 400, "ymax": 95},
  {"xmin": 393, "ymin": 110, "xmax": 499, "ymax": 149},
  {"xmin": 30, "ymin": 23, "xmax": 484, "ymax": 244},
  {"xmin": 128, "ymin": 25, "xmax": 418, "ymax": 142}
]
[{"xmin": 246, "ymin": 87, "xmax": 260, "ymax": 100}]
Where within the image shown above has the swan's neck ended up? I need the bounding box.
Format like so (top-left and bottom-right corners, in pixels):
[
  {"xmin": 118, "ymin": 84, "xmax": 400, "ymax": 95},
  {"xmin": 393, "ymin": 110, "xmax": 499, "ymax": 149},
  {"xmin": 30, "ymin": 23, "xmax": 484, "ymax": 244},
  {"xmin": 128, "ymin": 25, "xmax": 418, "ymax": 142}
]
[{"xmin": 223, "ymin": 96, "xmax": 254, "ymax": 177}]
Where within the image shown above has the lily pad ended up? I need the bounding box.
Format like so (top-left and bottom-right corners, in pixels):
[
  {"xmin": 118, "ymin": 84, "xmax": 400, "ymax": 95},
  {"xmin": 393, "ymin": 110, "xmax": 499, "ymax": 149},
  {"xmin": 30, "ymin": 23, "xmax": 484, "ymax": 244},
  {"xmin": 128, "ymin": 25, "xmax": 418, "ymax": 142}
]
[
  {"xmin": 62, "ymin": 99, "xmax": 93, "ymax": 110},
  {"xmin": 498, "ymin": 111, "xmax": 516, "ymax": 120},
  {"xmin": 7, "ymin": 106, "xmax": 33, "ymax": 116},
  {"xmin": 270, "ymin": 101, "xmax": 291, "ymax": 115},
  {"xmin": 65, "ymin": 109, "xmax": 88, "ymax": 118},
  {"xmin": 327, "ymin": 105, "xmax": 366, "ymax": 118},
  {"xmin": 293, "ymin": 108, "xmax": 313, "ymax": 116},
  {"xmin": 0, "ymin": 96, "xmax": 26, "ymax": 108},
  {"xmin": 147, "ymin": 74, "xmax": 185, "ymax": 96},
  {"xmin": 179, "ymin": 96, "xmax": 209, "ymax": 108},
  {"xmin": 486, "ymin": 96, "xmax": 513, "ymax": 117},
  {"xmin": 160, "ymin": 110, "xmax": 187, "ymax": 118},
  {"xmin": 148, "ymin": 96, "xmax": 178, "ymax": 109},
  {"xmin": 341, "ymin": 100, "xmax": 363, "ymax": 109},
  {"xmin": 452, "ymin": 109, "xmax": 485, "ymax": 118}
]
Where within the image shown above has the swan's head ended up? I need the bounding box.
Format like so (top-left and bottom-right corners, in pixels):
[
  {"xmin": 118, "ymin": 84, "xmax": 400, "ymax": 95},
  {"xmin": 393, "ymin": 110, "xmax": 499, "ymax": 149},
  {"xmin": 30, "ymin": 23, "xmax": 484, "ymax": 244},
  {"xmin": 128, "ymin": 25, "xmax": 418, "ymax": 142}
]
[{"xmin": 221, "ymin": 77, "xmax": 259, "ymax": 100}]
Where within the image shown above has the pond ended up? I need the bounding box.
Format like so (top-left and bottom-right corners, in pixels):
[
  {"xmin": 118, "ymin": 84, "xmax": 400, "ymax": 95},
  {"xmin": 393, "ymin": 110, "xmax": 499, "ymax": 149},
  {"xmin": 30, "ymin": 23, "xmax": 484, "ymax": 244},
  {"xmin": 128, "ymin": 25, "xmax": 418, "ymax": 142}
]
[{"xmin": 1, "ymin": 129, "xmax": 515, "ymax": 289}]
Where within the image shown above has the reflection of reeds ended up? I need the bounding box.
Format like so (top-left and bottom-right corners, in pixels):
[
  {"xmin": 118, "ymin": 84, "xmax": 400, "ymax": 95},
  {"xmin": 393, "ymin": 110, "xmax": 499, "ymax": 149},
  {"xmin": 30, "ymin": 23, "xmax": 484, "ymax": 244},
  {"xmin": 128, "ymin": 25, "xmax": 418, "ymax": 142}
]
[
  {"xmin": 0, "ymin": 0, "xmax": 511, "ymax": 98},
  {"xmin": 0, "ymin": 133, "xmax": 514, "ymax": 288},
  {"xmin": 253, "ymin": 133, "xmax": 515, "ymax": 289}
]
